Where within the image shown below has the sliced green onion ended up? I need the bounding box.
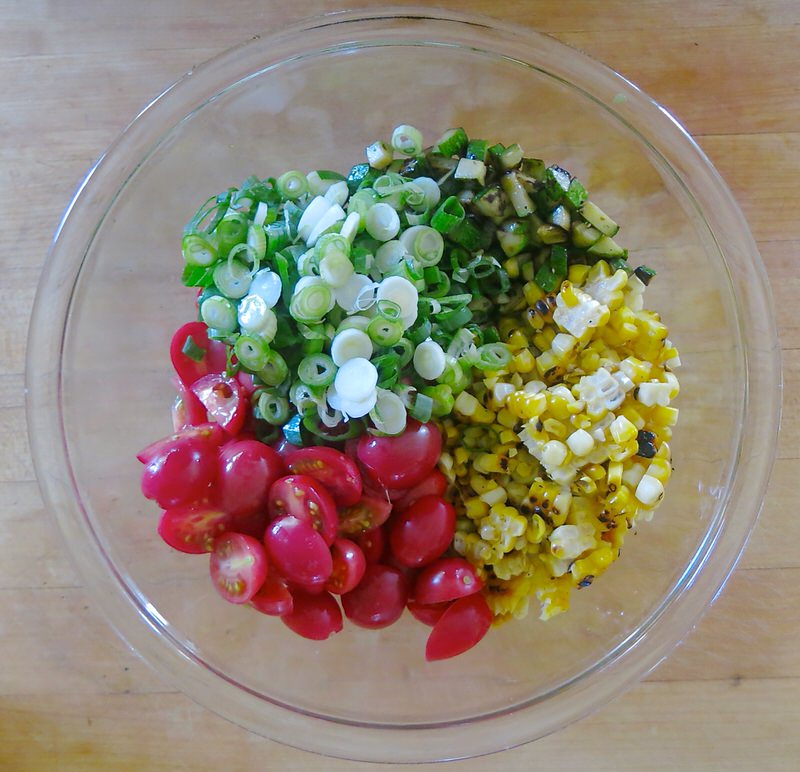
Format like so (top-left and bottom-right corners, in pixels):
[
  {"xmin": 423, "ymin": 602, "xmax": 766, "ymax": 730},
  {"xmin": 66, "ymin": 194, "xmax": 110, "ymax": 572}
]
[
  {"xmin": 249, "ymin": 269, "xmax": 282, "ymax": 308},
  {"xmin": 376, "ymin": 276, "xmax": 419, "ymax": 328},
  {"xmin": 290, "ymin": 278, "xmax": 333, "ymax": 322},
  {"xmin": 234, "ymin": 335, "xmax": 270, "ymax": 372},
  {"xmin": 390, "ymin": 337, "xmax": 415, "ymax": 367},
  {"xmin": 412, "ymin": 177, "xmax": 441, "ymax": 210},
  {"xmin": 421, "ymin": 384, "xmax": 455, "ymax": 417},
  {"xmin": 371, "ymin": 353, "xmax": 401, "ymax": 389},
  {"xmin": 435, "ymin": 305, "xmax": 472, "ymax": 332},
  {"xmin": 290, "ymin": 381, "xmax": 323, "ymax": 412},
  {"xmin": 409, "ymin": 391, "xmax": 434, "ymax": 423},
  {"xmin": 399, "ymin": 225, "xmax": 444, "ymax": 267},
  {"xmin": 324, "ymin": 180, "xmax": 349, "ymax": 207},
  {"xmin": 365, "ymin": 203, "xmax": 401, "ymax": 241},
  {"xmin": 347, "ymin": 188, "xmax": 378, "ymax": 225},
  {"xmin": 213, "ymin": 258, "xmax": 251, "ymax": 299},
  {"xmin": 320, "ymin": 250, "xmax": 354, "ymax": 288},
  {"xmin": 298, "ymin": 353, "xmax": 337, "ymax": 387},
  {"xmin": 391, "ymin": 124, "xmax": 423, "ymax": 157},
  {"xmin": 474, "ymin": 342, "xmax": 512, "ymax": 371},
  {"xmin": 375, "ymin": 240, "xmax": 407, "ymax": 273},
  {"xmin": 200, "ymin": 296, "xmax": 237, "ymax": 334},
  {"xmin": 448, "ymin": 217, "xmax": 483, "ymax": 251},
  {"xmin": 430, "ymin": 196, "xmax": 465, "ymax": 234},
  {"xmin": 258, "ymin": 349, "xmax": 289, "ymax": 386},
  {"xmin": 367, "ymin": 316, "xmax": 403, "ymax": 347},
  {"xmin": 438, "ymin": 355, "xmax": 470, "ymax": 394},
  {"xmin": 376, "ymin": 299, "xmax": 402, "ymax": 320},
  {"xmin": 423, "ymin": 266, "xmax": 450, "ymax": 298},
  {"xmin": 334, "ymin": 357, "xmax": 378, "ymax": 405},
  {"xmin": 215, "ymin": 213, "xmax": 249, "ymax": 256},
  {"xmin": 246, "ymin": 224, "xmax": 267, "ymax": 263},
  {"xmin": 365, "ymin": 140, "xmax": 393, "ymax": 170},
  {"xmin": 337, "ymin": 314, "xmax": 371, "ymax": 334},
  {"xmin": 257, "ymin": 390, "xmax": 291, "ymax": 425},
  {"xmin": 369, "ymin": 388, "xmax": 408, "ymax": 435},
  {"xmin": 181, "ymin": 233, "xmax": 218, "ymax": 267},
  {"xmin": 331, "ymin": 328, "xmax": 373, "ymax": 366}
]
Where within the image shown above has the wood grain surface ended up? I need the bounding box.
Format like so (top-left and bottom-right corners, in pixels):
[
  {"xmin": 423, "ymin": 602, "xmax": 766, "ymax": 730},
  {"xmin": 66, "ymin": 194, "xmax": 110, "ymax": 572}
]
[{"xmin": 2, "ymin": 1, "xmax": 798, "ymax": 769}]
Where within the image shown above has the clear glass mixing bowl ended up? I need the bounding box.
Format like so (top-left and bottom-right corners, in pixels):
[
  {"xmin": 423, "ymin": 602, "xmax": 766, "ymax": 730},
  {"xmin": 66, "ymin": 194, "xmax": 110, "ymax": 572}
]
[{"xmin": 26, "ymin": 8, "xmax": 781, "ymax": 763}]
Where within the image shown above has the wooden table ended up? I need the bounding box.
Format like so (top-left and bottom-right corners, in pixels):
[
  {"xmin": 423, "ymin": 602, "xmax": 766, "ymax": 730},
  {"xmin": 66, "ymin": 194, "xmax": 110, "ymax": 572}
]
[{"xmin": 2, "ymin": 1, "xmax": 797, "ymax": 768}]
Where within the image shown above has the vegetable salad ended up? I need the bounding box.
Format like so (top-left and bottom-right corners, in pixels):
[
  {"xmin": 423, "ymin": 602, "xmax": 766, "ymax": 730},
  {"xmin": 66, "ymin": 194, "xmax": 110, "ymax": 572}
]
[{"xmin": 138, "ymin": 124, "xmax": 680, "ymax": 660}]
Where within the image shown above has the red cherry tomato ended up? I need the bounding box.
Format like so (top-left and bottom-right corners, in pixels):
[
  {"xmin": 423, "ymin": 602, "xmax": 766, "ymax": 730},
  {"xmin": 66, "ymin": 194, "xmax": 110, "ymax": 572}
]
[
  {"xmin": 281, "ymin": 588, "xmax": 343, "ymax": 641},
  {"xmin": 283, "ymin": 447, "xmax": 362, "ymax": 507},
  {"xmin": 356, "ymin": 420, "xmax": 441, "ymax": 489},
  {"xmin": 209, "ymin": 532, "xmax": 269, "ymax": 604},
  {"xmin": 170, "ymin": 376, "xmax": 209, "ymax": 431},
  {"xmin": 236, "ymin": 370, "xmax": 257, "ymax": 397},
  {"xmin": 249, "ymin": 573, "xmax": 293, "ymax": 616},
  {"xmin": 216, "ymin": 440, "xmax": 285, "ymax": 517},
  {"xmin": 341, "ymin": 564, "xmax": 408, "ymax": 629},
  {"xmin": 136, "ymin": 422, "xmax": 224, "ymax": 464},
  {"xmin": 354, "ymin": 527, "xmax": 386, "ymax": 564},
  {"xmin": 413, "ymin": 557, "xmax": 483, "ymax": 605},
  {"xmin": 227, "ymin": 509, "xmax": 270, "ymax": 540},
  {"xmin": 170, "ymin": 321, "xmax": 227, "ymax": 387},
  {"xmin": 425, "ymin": 593, "xmax": 492, "ymax": 661},
  {"xmin": 388, "ymin": 495, "xmax": 456, "ymax": 568},
  {"xmin": 337, "ymin": 495, "xmax": 393, "ymax": 536},
  {"xmin": 140, "ymin": 437, "xmax": 217, "ymax": 509},
  {"xmin": 325, "ymin": 538, "xmax": 367, "ymax": 595},
  {"xmin": 272, "ymin": 436, "xmax": 301, "ymax": 461},
  {"xmin": 264, "ymin": 515, "xmax": 333, "ymax": 587},
  {"xmin": 190, "ymin": 373, "xmax": 247, "ymax": 436},
  {"xmin": 394, "ymin": 469, "xmax": 448, "ymax": 511},
  {"xmin": 157, "ymin": 506, "xmax": 234, "ymax": 554},
  {"xmin": 268, "ymin": 475, "xmax": 338, "ymax": 545},
  {"xmin": 407, "ymin": 598, "xmax": 450, "ymax": 627}
]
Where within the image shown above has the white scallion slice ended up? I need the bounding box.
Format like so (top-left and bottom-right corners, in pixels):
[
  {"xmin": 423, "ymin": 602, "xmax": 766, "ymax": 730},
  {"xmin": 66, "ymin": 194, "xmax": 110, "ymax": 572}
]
[
  {"xmin": 324, "ymin": 180, "xmax": 349, "ymax": 207},
  {"xmin": 297, "ymin": 196, "xmax": 332, "ymax": 243},
  {"xmin": 375, "ymin": 240, "xmax": 407, "ymax": 274},
  {"xmin": 290, "ymin": 277, "xmax": 334, "ymax": 322},
  {"xmin": 237, "ymin": 294, "xmax": 278, "ymax": 342},
  {"xmin": 334, "ymin": 273, "xmax": 374, "ymax": 313},
  {"xmin": 337, "ymin": 314, "xmax": 371, "ymax": 334},
  {"xmin": 413, "ymin": 338, "xmax": 446, "ymax": 380},
  {"xmin": 320, "ymin": 250, "xmax": 354, "ymax": 288},
  {"xmin": 334, "ymin": 357, "xmax": 378, "ymax": 404},
  {"xmin": 340, "ymin": 211, "xmax": 361, "ymax": 243},
  {"xmin": 248, "ymin": 268, "xmax": 282, "ymax": 308},
  {"xmin": 307, "ymin": 203, "xmax": 346, "ymax": 246},
  {"xmin": 412, "ymin": 177, "xmax": 441, "ymax": 210},
  {"xmin": 398, "ymin": 225, "xmax": 444, "ymax": 267},
  {"xmin": 370, "ymin": 389, "xmax": 407, "ymax": 435},
  {"xmin": 317, "ymin": 400, "xmax": 343, "ymax": 428},
  {"xmin": 376, "ymin": 276, "xmax": 418, "ymax": 329},
  {"xmin": 330, "ymin": 328, "xmax": 373, "ymax": 366},
  {"xmin": 339, "ymin": 392, "xmax": 378, "ymax": 419},
  {"xmin": 365, "ymin": 202, "xmax": 401, "ymax": 242},
  {"xmin": 253, "ymin": 201, "xmax": 270, "ymax": 227}
]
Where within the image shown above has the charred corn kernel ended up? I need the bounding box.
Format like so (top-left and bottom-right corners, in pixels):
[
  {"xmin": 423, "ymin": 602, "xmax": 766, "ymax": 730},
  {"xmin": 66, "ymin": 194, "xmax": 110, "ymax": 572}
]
[
  {"xmin": 465, "ymin": 497, "xmax": 490, "ymax": 519},
  {"xmin": 535, "ymin": 350, "xmax": 560, "ymax": 377},
  {"xmin": 454, "ymin": 391, "xmax": 481, "ymax": 417},
  {"xmin": 609, "ymin": 415, "xmax": 637, "ymax": 443},
  {"xmin": 511, "ymin": 348, "xmax": 536, "ymax": 373},
  {"xmin": 542, "ymin": 418, "xmax": 568, "ymax": 439},
  {"xmin": 542, "ymin": 440, "xmax": 568, "ymax": 467},
  {"xmin": 635, "ymin": 474, "xmax": 664, "ymax": 507},
  {"xmin": 553, "ymin": 490, "xmax": 572, "ymax": 518},
  {"xmin": 606, "ymin": 485, "xmax": 634, "ymax": 516},
  {"xmin": 523, "ymin": 280, "xmax": 545, "ymax": 307},
  {"xmin": 652, "ymin": 405, "xmax": 679, "ymax": 427},
  {"xmin": 571, "ymin": 545, "xmax": 616, "ymax": 582},
  {"xmin": 505, "ymin": 330, "xmax": 529, "ymax": 350},
  {"xmin": 568, "ymin": 263, "xmax": 591, "ymax": 284},
  {"xmin": 454, "ymin": 446, "xmax": 470, "ymax": 466},
  {"xmin": 470, "ymin": 474, "xmax": 496, "ymax": 495},
  {"xmin": 573, "ymin": 474, "xmax": 597, "ymax": 495},
  {"xmin": 607, "ymin": 461, "xmax": 623, "ymax": 491},
  {"xmin": 566, "ymin": 428, "xmax": 594, "ymax": 456},
  {"xmin": 474, "ymin": 453, "xmax": 506, "ymax": 474},
  {"xmin": 480, "ymin": 486, "xmax": 508, "ymax": 507}
]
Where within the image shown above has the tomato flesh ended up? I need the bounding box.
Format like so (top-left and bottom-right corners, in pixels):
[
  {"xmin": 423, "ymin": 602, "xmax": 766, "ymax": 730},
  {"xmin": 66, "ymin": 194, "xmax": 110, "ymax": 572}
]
[
  {"xmin": 388, "ymin": 494, "xmax": 455, "ymax": 568},
  {"xmin": 356, "ymin": 420, "xmax": 441, "ymax": 489},
  {"xmin": 264, "ymin": 515, "xmax": 333, "ymax": 587},
  {"xmin": 337, "ymin": 495, "xmax": 392, "ymax": 535},
  {"xmin": 209, "ymin": 532, "xmax": 269, "ymax": 604},
  {"xmin": 268, "ymin": 475, "xmax": 338, "ymax": 545},
  {"xmin": 341, "ymin": 564, "xmax": 408, "ymax": 629},
  {"xmin": 281, "ymin": 588, "xmax": 343, "ymax": 640},
  {"xmin": 325, "ymin": 538, "xmax": 367, "ymax": 595},
  {"xmin": 157, "ymin": 506, "xmax": 234, "ymax": 554},
  {"xmin": 190, "ymin": 373, "xmax": 247, "ymax": 435},
  {"xmin": 216, "ymin": 440, "xmax": 285, "ymax": 517},
  {"xmin": 413, "ymin": 557, "xmax": 484, "ymax": 605},
  {"xmin": 249, "ymin": 573, "xmax": 293, "ymax": 616},
  {"xmin": 170, "ymin": 321, "xmax": 227, "ymax": 387},
  {"xmin": 140, "ymin": 437, "xmax": 217, "ymax": 509},
  {"xmin": 284, "ymin": 447, "xmax": 362, "ymax": 507},
  {"xmin": 425, "ymin": 593, "xmax": 492, "ymax": 661}
]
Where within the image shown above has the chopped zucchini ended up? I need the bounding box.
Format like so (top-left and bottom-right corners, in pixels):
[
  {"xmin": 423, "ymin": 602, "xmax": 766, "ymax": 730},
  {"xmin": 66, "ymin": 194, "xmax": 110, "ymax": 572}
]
[
  {"xmin": 571, "ymin": 220, "xmax": 602, "ymax": 248},
  {"xmin": 580, "ymin": 200, "xmax": 619, "ymax": 237},
  {"xmin": 587, "ymin": 234, "xmax": 627, "ymax": 258}
]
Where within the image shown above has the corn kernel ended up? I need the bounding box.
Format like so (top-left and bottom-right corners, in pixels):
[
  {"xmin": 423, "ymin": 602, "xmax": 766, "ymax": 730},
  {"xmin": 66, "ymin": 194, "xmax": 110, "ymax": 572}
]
[
  {"xmin": 567, "ymin": 263, "xmax": 590, "ymax": 284},
  {"xmin": 454, "ymin": 446, "xmax": 470, "ymax": 466},
  {"xmin": 635, "ymin": 474, "xmax": 664, "ymax": 507},
  {"xmin": 499, "ymin": 428, "xmax": 518, "ymax": 445},
  {"xmin": 566, "ymin": 428, "xmax": 594, "ymax": 456},
  {"xmin": 652, "ymin": 405, "xmax": 679, "ymax": 427},
  {"xmin": 542, "ymin": 419, "xmax": 568, "ymax": 439},
  {"xmin": 511, "ymin": 349, "xmax": 536, "ymax": 373},
  {"xmin": 607, "ymin": 461, "xmax": 623, "ymax": 491},
  {"xmin": 454, "ymin": 391, "xmax": 481, "ymax": 417},
  {"xmin": 609, "ymin": 415, "xmax": 637, "ymax": 443},
  {"xmin": 542, "ymin": 440, "xmax": 568, "ymax": 467},
  {"xmin": 465, "ymin": 497, "xmax": 490, "ymax": 519},
  {"xmin": 480, "ymin": 486, "xmax": 508, "ymax": 507},
  {"xmin": 474, "ymin": 453, "xmax": 506, "ymax": 475}
]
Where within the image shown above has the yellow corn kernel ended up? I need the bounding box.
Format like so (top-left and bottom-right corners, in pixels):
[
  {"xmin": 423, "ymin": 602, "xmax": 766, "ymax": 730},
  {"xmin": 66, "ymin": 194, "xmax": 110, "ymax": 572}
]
[
  {"xmin": 453, "ymin": 446, "xmax": 470, "ymax": 467},
  {"xmin": 499, "ymin": 428, "xmax": 518, "ymax": 445},
  {"xmin": 570, "ymin": 412, "xmax": 593, "ymax": 430},
  {"xmin": 464, "ymin": 497, "xmax": 490, "ymax": 519},
  {"xmin": 584, "ymin": 463, "xmax": 605, "ymax": 481},
  {"xmin": 573, "ymin": 474, "xmax": 597, "ymax": 496},
  {"xmin": 506, "ymin": 481, "xmax": 529, "ymax": 504},
  {"xmin": 512, "ymin": 459, "xmax": 538, "ymax": 483},
  {"xmin": 568, "ymin": 263, "xmax": 590, "ymax": 284},
  {"xmin": 503, "ymin": 256, "xmax": 520, "ymax": 279},
  {"xmin": 560, "ymin": 281, "xmax": 579, "ymax": 307},
  {"xmin": 438, "ymin": 452, "xmax": 455, "ymax": 481},
  {"xmin": 527, "ymin": 513, "xmax": 547, "ymax": 544},
  {"xmin": 607, "ymin": 461, "xmax": 623, "ymax": 491},
  {"xmin": 547, "ymin": 394, "xmax": 571, "ymax": 421},
  {"xmin": 473, "ymin": 406, "xmax": 496, "ymax": 424},
  {"xmin": 609, "ymin": 440, "xmax": 638, "ymax": 463},
  {"xmin": 647, "ymin": 456, "xmax": 672, "ymax": 483},
  {"xmin": 579, "ymin": 348, "xmax": 601, "ymax": 372},
  {"xmin": 523, "ymin": 280, "xmax": 545, "ymax": 307},
  {"xmin": 511, "ymin": 349, "xmax": 536, "ymax": 373},
  {"xmin": 609, "ymin": 415, "xmax": 638, "ymax": 444},
  {"xmin": 505, "ymin": 329, "xmax": 529, "ymax": 351},
  {"xmin": 444, "ymin": 423, "xmax": 460, "ymax": 442},
  {"xmin": 470, "ymin": 474, "xmax": 496, "ymax": 495},
  {"xmin": 454, "ymin": 391, "xmax": 481, "ymax": 417},
  {"xmin": 618, "ymin": 403, "xmax": 646, "ymax": 430},
  {"xmin": 496, "ymin": 409, "xmax": 517, "ymax": 430},
  {"xmin": 571, "ymin": 545, "xmax": 616, "ymax": 582},
  {"xmin": 473, "ymin": 453, "xmax": 506, "ymax": 475},
  {"xmin": 480, "ymin": 486, "xmax": 508, "ymax": 507},
  {"xmin": 606, "ymin": 485, "xmax": 634, "ymax": 516},
  {"xmin": 542, "ymin": 418, "xmax": 568, "ymax": 439},
  {"xmin": 651, "ymin": 405, "xmax": 679, "ymax": 427}
]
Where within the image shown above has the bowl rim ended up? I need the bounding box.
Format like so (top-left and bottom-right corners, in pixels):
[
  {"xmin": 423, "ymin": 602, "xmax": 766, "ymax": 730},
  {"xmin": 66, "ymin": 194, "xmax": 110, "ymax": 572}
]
[{"xmin": 26, "ymin": 6, "xmax": 782, "ymax": 762}]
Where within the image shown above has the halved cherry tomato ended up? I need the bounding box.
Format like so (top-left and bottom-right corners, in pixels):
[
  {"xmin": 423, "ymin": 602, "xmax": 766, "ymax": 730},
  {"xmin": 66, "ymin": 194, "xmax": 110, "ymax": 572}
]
[
  {"xmin": 393, "ymin": 469, "xmax": 448, "ymax": 511},
  {"xmin": 341, "ymin": 564, "xmax": 408, "ymax": 629},
  {"xmin": 136, "ymin": 422, "xmax": 224, "ymax": 464},
  {"xmin": 236, "ymin": 371, "xmax": 257, "ymax": 397},
  {"xmin": 356, "ymin": 420, "xmax": 441, "ymax": 490},
  {"xmin": 171, "ymin": 376, "xmax": 209, "ymax": 431},
  {"xmin": 283, "ymin": 447, "xmax": 362, "ymax": 507},
  {"xmin": 325, "ymin": 538, "xmax": 367, "ymax": 595},
  {"xmin": 264, "ymin": 515, "xmax": 333, "ymax": 587},
  {"xmin": 216, "ymin": 440, "xmax": 285, "ymax": 517},
  {"xmin": 354, "ymin": 527, "xmax": 386, "ymax": 564},
  {"xmin": 140, "ymin": 437, "xmax": 217, "ymax": 509},
  {"xmin": 425, "ymin": 593, "xmax": 492, "ymax": 661},
  {"xmin": 170, "ymin": 321, "xmax": 227, "ymax": 388},
  {"xmin": 227, "ymin": 509, "xmax": 269, "ymax": 540},
  {"xmin": 209, "ymin": 532, "xmax": 269, "ymax": 604},
  {"xmin": 281, "ymin": 588, "xmax": 343, "ymax": 640},
  {"xmin": 388, "ymin": 495, "xmax": 455, "ymax": 568},
  {"xmin": 249, "ymin": 573, "xmax": 293, "ymax": 616},
  {"xmin": 268, "ymin": 475, "xmax": 338, "ymax": 545},
  {"xmin": 337, "ymin": 495, "xmax": 392, "ymax": 535},
  {"xmin": 407, "ymin": 598, "xmax": 450, "ymax": 627},
  {"xmin": 413, "ymin": 557, "xmax": 483, "ymax": 605},
  {"xmin": 190, "ymin": 373, "xmax": 247, "ymax": 436},
  {"xmin": 157, "ymin": 506, "xmax": 234, "ymax": 554}
]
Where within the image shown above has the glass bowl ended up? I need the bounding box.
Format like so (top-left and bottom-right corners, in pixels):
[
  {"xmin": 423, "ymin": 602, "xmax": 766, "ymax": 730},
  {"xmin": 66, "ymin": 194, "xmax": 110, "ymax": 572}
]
[{"xmin": 26, "ymin": 8, "xmax": 781, "ymax": 763}]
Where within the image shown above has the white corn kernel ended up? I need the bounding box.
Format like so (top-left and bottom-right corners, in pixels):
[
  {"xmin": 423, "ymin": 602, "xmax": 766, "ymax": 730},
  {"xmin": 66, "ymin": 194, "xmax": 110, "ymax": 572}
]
[
  {"xmin": 566, "ymin": 429, "xmax": 595, "ymax": 456},
  {"xmin": 636, "ymin": 381, "xmax": 672, "ymax": 407},
  {"xmin": 635, "ymin": 474, "xmax": 664, "ymax": 507},
  {"xmin": 480, "ymin": 487, "xmax": 508, "ymax": 507},
  {"xmin": 609, "ymin": 415, "xmax": 637, "ymax": 444},
  {"xmin": 542, "ymin": 440, "xmax": 568, "ymax": 467}
]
